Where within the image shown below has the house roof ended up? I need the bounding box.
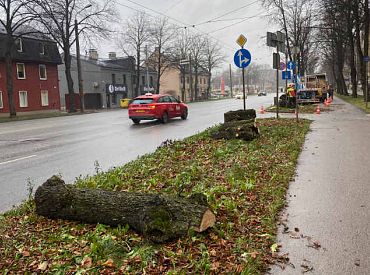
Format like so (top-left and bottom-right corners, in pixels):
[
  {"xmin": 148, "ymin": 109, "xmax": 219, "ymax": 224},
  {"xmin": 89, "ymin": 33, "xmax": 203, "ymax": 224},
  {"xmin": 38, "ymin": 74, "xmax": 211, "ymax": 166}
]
[{"xmin": 0, "ymin": 26, "xmax": 62, "ymax": 64}]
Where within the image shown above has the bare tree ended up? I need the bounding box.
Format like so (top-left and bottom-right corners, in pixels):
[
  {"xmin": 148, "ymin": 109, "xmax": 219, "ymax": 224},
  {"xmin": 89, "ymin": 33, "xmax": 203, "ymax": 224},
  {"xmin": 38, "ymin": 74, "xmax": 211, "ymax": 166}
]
[
  {"xmin": 202, "ymin": 37, "xmax": 225, "ymax": 99},
  {"xmin": 119, "ymin": 12, "xmax": 150, "ymax": 98},
  {"xmin": 28, "ymin": 0, "xmax": 116, "ymax": 112},
  {"xmin": 189, "ymin": 34, "xmax": 206, "ymax": 101},
  {"xmin": 148, "ymin": 17, "xmax": 175, "ymax": 94},
  {"xmin": 0, "ymin": 0, "xmax": 36, "ymax": 117}
]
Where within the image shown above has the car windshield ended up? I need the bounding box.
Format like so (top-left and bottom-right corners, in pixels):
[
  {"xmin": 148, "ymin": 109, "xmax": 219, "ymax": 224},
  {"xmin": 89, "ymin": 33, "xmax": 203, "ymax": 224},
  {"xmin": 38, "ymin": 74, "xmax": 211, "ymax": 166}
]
[{"xmin": 131, "ymin": 98, "xmax": 154, "ymax": 104}]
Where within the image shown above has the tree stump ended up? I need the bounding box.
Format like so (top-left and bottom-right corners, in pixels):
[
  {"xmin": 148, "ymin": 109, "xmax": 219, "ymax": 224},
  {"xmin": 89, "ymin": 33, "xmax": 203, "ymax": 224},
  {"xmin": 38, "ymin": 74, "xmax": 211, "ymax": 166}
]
[
  {"xmin": 35, "ymin": 176, "xmax": 216, "ymax": 243},
  {"xmin": 211, "ymin": 120, "xmax": 259, "ymax": 141},
  {"xmin": 224, "ymin": 109, "xmax": 256, "ymax": 123}
]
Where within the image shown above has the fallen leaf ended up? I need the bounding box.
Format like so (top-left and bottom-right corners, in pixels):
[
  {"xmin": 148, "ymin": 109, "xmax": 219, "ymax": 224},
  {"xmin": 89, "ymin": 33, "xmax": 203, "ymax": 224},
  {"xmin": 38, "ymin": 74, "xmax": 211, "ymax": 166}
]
[
  {"xmin": 37, "ymin": 261, "xmax": 48, "ymax": 271},
  {"xmin": 271, "ymin": 243, "xmax": 278, "ymax": 253},
  {"xmin": 102, "ymin": 259, "xmax": 115, "ymax": 268},
  {"xmin": 250, "ymin": 251, "xmax": 259, "ymax": 259},
  {"xmin": 22, "ymin": 250, "xmax": 30, "ymax": 257},
  {"xmin": 81, "ymin": 257, "xmax": 92, "ymax": 268}
]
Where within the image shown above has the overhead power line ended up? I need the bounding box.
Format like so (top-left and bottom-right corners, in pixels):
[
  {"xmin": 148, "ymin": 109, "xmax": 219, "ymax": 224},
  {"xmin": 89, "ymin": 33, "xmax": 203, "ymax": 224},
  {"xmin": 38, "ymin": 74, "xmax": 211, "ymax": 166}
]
[
  {"xmin": 196, "ymin": 0, "xmax": 259, "ymax": 27},
  {"xmin": 208, "ymin": 11, "xmax": 267, "ymax": 34}
]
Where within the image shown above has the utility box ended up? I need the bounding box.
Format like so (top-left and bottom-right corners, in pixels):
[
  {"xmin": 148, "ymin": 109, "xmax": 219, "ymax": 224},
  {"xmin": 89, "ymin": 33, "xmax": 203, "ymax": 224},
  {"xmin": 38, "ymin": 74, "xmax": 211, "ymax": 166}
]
[{"xmin": 120, "ymin": 98, "xmax": 131, "ymax": 108}]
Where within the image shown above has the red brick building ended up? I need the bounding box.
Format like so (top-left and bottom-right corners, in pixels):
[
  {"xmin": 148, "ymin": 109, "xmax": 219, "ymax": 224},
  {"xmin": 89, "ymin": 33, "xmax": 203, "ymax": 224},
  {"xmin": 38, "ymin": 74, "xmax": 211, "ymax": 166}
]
[{"xmin": 0, "ymin": 29, "xmax": 62, "ymax": 116}]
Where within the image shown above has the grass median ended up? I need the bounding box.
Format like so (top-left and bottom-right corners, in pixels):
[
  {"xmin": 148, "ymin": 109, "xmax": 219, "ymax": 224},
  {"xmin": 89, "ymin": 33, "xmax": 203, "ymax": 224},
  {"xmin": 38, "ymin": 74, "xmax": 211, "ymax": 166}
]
[
  {"xmin": 335, "ymin": 93, "xmax": 370, "ymax": 114},
  {"xmin": 0, "ymin": 118, "xmax": 311, "ymax": 274}
]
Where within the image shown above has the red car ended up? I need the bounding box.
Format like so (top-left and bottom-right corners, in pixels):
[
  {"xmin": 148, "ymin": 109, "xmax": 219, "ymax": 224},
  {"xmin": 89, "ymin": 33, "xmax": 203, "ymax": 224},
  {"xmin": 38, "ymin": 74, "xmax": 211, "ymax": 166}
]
[{"xmin": 128, "ymin": 93, "xmax": 188, "ymax": 124}]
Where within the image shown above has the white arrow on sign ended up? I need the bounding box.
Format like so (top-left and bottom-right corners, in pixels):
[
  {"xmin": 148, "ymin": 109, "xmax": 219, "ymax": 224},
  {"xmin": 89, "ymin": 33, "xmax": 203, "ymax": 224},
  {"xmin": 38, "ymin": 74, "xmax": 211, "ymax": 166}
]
[{"xmin": 238, "ymin": 50, "xmax": 250, "ymax": 66}]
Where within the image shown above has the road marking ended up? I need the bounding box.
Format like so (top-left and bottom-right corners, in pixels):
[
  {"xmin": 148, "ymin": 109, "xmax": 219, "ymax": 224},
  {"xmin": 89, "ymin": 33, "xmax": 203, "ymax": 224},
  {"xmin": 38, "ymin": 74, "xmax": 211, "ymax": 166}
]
[{"xmin": 0, "ymin": 155, "xmax": 37, "ymax": 166}]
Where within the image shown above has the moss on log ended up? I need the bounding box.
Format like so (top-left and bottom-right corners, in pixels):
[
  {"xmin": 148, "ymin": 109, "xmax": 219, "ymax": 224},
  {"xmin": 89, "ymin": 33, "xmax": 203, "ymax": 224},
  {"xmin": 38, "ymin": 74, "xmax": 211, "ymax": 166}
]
[
  {"xmin": 224, "ymin": 109, "xmax": 256, "ymax": 123},
  {"xmin": 211, "ymin": 120, "xmax": 259, "ymax": 141},
  {"xmin": 35, "ymin": 176, "xmax": 215, "ymax": 243}
]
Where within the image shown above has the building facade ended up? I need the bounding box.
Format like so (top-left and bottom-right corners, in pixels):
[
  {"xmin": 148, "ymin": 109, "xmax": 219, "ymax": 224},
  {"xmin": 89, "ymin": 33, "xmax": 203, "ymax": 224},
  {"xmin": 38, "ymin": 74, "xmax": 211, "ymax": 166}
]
[
  {"xmin": 0, "ymin": 28, "xmax": 62, "ymax": 117},
  {"xmin": 160, "ymin": 65, "xmax": 209, "ymax": 102},
  {"xmin": 58, "ymin": 50, "xmax": 157, "ymax": 110}
]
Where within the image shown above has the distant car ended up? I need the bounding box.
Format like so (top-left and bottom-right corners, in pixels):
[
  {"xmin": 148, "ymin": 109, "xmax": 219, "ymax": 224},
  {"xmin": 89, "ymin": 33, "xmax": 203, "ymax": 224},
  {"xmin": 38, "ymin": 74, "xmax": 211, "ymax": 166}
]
[
  {"xmin": 128, "ymin": 93, "xmax": 188, "ymax": 124},
  {"xmin": 258, "ymin": 91, "xmax": 267, "ymax": 96},
  {"xmin": 235, "ymin": 93, "xmax": 243, "ymax": 99}
]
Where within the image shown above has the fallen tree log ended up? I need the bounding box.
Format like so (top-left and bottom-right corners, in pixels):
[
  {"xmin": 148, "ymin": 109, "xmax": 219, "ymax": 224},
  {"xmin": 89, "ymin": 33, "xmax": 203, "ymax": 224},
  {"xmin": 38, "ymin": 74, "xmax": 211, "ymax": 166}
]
[
  {"xmin": 211, "ymin": 120, "xmax": 260, "ymax": 141},
  {"xmin": 224, "ymin": 109, "xmax": 256, "ymax": 123},
  {"xmin": 35, "ymin": 176, "xmax": 215, "ymax": 243}
]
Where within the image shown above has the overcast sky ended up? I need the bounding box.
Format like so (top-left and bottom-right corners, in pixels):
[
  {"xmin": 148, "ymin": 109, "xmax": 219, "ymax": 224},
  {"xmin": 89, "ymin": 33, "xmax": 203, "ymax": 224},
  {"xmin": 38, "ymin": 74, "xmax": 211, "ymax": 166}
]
[{"xmin": 94, "ymin": 0, "xmax": 279, "ymax": 72}]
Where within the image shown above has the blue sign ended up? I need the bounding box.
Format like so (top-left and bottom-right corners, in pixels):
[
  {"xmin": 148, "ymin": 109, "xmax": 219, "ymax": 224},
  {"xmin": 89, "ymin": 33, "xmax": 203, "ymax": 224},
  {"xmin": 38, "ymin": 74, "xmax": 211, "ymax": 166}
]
[
  {"xmin": 364, "ymin": 56, "xmax": 370, "ymax": 63},
  {"xmin": 287, "ymin": 61, "xmax": 296, "ymax": 70},
  {"xmin": 282, "ymin": 71, "xmax": 291, "ymax": 80},
  {"xmin": 234, "ymin": 49, "xmax": 252, "ymax": 68}
]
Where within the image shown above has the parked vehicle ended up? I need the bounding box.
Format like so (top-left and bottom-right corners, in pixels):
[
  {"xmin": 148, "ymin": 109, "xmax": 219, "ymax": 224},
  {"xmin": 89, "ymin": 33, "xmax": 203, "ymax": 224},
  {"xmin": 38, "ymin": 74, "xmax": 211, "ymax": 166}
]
[
  {"xmin": 235, "ymin": 93, "xmax": 243, "ymax": 99},
  {"xmin": 128, "ymin": 93, "xmax": 188, "ymax": 124},
  {"xmin": 258, "ymin": 91, "xmax": 267, "ymax": 96}
]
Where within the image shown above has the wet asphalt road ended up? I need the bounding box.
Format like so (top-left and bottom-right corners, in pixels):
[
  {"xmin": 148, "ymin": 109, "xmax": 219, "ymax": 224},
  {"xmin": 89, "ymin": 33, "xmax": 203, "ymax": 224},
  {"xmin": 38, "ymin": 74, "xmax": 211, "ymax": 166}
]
[
  {"xmin": 0, "ymin": 95, "xmax": 273, "ymax": 212},
  {"xmin": 270, "ymin": 98, "xmax": 370, "ymax": 274}
]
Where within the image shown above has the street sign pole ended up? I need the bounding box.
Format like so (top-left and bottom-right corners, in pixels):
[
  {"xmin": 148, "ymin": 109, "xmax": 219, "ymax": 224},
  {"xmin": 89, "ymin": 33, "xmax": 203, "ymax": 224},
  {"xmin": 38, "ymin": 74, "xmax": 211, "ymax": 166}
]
[
  {"xmin": 276, "ymin": 46, "xmax": 279, "ymax": 119},
  {"xmin": 242, "ymin": 66, "xmax": 246, "ymax": 110}
]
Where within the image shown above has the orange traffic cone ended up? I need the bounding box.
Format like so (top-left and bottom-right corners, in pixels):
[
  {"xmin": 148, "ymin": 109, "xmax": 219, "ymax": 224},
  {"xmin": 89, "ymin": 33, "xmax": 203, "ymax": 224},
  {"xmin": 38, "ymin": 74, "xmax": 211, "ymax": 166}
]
[
  {"xmin": 259, "ymin": 106, "xmax": 265, "ymax": 114},
  {"xmin": 324, "ymin": 98, "xmax": 329, "ymax": 106},
  {"xmin": 316, "ymin": 104, "xmax": 321, "ymax": 114}
]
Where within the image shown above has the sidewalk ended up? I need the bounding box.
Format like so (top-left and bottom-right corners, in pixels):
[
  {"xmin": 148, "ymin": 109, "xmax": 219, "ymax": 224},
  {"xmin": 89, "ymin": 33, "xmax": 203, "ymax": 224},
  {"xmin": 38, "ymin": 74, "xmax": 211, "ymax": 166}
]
[{"xmin": 270, "ymin": 98, "xmax": 370, "ymax": 274}]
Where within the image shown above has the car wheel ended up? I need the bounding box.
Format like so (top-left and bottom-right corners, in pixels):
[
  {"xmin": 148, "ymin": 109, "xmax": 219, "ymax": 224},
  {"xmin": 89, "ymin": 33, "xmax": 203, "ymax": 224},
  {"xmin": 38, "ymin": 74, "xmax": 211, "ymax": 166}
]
[
  {"xmin": 161, "ymin": 112, "xmax": 169, "ymax": 124},
  {"xmin": 132, "ymin": 118, "xmax": 140, "ymax": 124},
  {"xmin": 181, "ymin": 108, "xmax": 188, "ymax": 120}
]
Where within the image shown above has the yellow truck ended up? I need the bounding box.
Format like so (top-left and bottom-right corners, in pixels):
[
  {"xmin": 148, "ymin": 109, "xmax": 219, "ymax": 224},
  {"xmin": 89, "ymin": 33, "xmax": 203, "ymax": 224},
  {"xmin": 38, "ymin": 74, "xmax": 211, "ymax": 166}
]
[{"xmin": 297, "ymin": 73, "xmax": 328, "ymax": 103}]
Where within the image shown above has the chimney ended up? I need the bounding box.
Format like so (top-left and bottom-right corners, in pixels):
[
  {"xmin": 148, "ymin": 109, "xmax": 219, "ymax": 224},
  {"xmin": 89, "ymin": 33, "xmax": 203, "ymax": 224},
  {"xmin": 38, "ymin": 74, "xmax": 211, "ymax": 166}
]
[
  {"xmin": 89, "ymin": 49, "xmax": 98, "ymax": 60},
  {"xmin": 108, "ymin": 52, "xmax": 117, "ymax": 60}
]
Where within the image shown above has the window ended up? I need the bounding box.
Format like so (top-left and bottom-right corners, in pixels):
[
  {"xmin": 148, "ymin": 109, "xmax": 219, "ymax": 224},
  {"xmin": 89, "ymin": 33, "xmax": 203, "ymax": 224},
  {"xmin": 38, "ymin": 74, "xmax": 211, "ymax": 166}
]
[
  {"xmin": 112, "ymin": 94, "xmax": 117, "ymax": 104},
  {"xmin": 19, "ymin": 91, "xmax": 28, "ymax": 108},
  {"xmin": 132, "ymin": 98, "xmax": 153, "ymax": 104},
  {"xmin": 123, "ymin": 74, "xmax": 126, "ymax": 85},
  {"xmin": 0, "ymin": 91, "xmax": 3, "ymax": 109},
  {"xmin": 142, "ymin": 76, "xmax": 145, "ymax": 85},
  {"xmin": 39, "ymin": 43, "xmax": 48, "ymax": 55},
  {"xmin": 17, "ymin": 63, "xmax": 26, "ymax": 79},
  {"xmin": 15, "ymin": 38, "xmax": 23, "ymax": 52},
  {"xmin": 150, "ymin": 76, "xmax": 153, "ymax": 87},
  {"xmin": 39, "ymin": 64, "xmax": 47, "ymax": 80},
  {"xmin": 112, "ymin": 74, "xmax": 116, "ymax": 84},
  {"xmin": 41, "ymin": 90, "xmax": 49, "ymax": 106}
]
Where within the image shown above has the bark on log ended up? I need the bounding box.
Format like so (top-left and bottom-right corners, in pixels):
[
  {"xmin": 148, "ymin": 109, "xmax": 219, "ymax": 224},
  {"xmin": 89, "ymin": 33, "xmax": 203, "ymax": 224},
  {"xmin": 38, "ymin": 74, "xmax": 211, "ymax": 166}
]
[
  {"xmin": 211, "ymin": 120, "xmax": 260, "ymax": 141},
  {"xmin": 35, "ymin": 176, "xmax": 215, "ymax": 243},
  {"xmin": 224, "ymin": 109, "xmax": 256, "ymax": 123}
]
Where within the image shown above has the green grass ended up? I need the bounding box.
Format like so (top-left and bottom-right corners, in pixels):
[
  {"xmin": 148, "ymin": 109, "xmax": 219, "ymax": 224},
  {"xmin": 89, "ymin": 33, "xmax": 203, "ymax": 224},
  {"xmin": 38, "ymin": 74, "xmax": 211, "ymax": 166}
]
[
  {"xmin": 335, "ymin": 93, "xmax": 370, "ymax": 114},
  {"xmin": 266, "ymin": 104, "xmax": 319, "ymax": 114},
  {"xmin": 0, "ymin": 118, "xmax": 311, "ymax": 274}
]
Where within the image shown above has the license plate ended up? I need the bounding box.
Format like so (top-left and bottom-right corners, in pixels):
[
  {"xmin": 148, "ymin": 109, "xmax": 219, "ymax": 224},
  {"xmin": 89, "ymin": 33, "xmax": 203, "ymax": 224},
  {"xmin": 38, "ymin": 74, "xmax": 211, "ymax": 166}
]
[{"xmin": 136, "ymin": 110, "xmax": 145, "ymax": 113}]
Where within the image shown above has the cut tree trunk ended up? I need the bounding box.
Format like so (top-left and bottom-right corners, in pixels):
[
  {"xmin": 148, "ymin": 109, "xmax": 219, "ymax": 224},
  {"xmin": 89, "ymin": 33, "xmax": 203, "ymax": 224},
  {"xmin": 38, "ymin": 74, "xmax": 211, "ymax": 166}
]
[
  {"xmin": 224, "ymin": 109, "xmax": 256, "ymax": 123},
  {"xmin": 35, "ymin": 176, "xmax": 215, "ymax": 243},
  {"xmin": 211, "ymin": 120, "xmax": 259, "ymax": 141}
]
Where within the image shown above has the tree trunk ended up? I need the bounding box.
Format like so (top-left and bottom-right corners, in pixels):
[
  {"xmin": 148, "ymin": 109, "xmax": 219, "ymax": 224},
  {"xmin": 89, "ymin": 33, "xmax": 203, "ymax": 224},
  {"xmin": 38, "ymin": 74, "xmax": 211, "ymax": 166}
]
[
  {"xmin": 194, "ymin": 65, "xmax": 199, "ymax": 100},
  {"xmin": 207, "ymin": 72, "xmax": 212, "ymax": 100},
  {"xmin": 156, "ymin": 47, "xmax": 161, "ymax": 94},
  {"xmin": 136, "ymin": 50, "xmax": 141, "ymax": 97},
  {"xmin": 211, "ymin": 120, "xmax": 259, "ymax": 141},
  {"xmin": 5, "ymin": 38, "xmax": 16, "ymax": 117},
  {"xmin": 224, "ymin": 109, "xmax": 256, "ymax": 123},
  {"xmin": 35, "ymin": 176, "xmax": 215, "ymax": 243},
  {"xmin": 64, "ymin": 50, "xmax": 76, "ymax": 113},
  {"xmin": 347, "ymin": 3, "xmax": 357, "ymax": 98}
]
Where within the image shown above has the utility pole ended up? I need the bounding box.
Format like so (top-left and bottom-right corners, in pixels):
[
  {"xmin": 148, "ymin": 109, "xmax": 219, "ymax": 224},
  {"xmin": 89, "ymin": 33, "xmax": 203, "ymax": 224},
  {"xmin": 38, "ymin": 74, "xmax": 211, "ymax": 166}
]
[
  {"xmin": 75, "ymin": 19, "xmax": 84, "ymax": 113},
  {"xmin": 276, "ymin": 47, "xmax": 279, "ymax": 119},
  {"xmin": 229, "ymin": 64, "xmax": 233, "ymax": 98},
  {"xmin": 145, "ymin": 45, "xmax": 150, "ymax": 93},
  {"xmin": 189, "ymin": 54, "xmax": 193, "ymax": 101}
]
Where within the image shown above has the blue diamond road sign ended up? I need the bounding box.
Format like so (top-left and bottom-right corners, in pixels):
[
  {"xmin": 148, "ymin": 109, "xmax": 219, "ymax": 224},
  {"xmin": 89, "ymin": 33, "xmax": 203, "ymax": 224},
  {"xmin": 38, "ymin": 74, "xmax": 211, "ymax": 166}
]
[
  {"xmin": 287, "ymin": 61, "xmax": 296, "ymax": 70},
  {"xmin": 234, "ymin": 49, "xmax": 252, "ymax": 69}
]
